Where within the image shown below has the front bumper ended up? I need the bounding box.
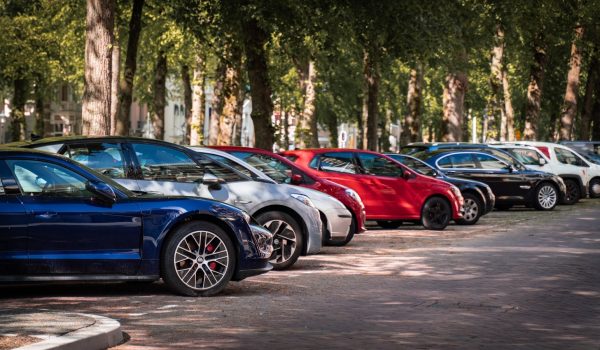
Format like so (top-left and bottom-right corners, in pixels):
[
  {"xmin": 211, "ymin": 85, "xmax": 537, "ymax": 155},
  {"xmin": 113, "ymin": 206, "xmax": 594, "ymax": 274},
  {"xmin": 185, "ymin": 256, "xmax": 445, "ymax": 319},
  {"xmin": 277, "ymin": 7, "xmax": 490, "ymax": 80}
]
[
  {"xmin": 322, "ymin": 207, "xmax": 353, "ymax": 241},
  {"xmin": 233, "ymin": 260, "xmax": 272, "ymax": 281},
  {"xmin": 304, "ymin": 206, "xmax": 323, "ymax": 255}
]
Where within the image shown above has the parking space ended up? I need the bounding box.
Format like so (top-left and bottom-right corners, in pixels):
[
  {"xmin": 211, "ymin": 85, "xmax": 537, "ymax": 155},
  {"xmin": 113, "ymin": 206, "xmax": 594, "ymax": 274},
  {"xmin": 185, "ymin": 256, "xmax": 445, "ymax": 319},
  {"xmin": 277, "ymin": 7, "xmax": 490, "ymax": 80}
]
[{"xmin": 1, "ymin": 201, "xmax": 600, "ymax": 349}]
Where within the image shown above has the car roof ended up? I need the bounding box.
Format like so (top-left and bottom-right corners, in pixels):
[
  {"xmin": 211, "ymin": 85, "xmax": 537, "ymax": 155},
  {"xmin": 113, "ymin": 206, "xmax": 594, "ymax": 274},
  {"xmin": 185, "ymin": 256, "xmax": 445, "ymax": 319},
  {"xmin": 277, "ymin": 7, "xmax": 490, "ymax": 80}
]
[{"xmin": 187, "ymin": 146, "xmax": 276, "ymax": 183}]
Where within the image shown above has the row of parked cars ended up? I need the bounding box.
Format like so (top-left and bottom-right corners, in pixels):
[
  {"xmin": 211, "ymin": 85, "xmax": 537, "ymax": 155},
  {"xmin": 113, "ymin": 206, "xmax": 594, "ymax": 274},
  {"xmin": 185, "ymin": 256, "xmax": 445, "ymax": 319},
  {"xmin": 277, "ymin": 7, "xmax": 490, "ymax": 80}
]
[{"xmin": 1, "ymin": 137, "xmax": 598, "ymax": 296}]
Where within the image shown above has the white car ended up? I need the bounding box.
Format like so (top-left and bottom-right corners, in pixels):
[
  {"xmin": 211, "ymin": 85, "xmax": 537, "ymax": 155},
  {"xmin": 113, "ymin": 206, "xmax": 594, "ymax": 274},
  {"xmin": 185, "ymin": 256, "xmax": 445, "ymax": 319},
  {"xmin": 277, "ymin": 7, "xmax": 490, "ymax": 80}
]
[{"xmin": 492, "ymin": 142, "xmax": 599, "ymax": 201}]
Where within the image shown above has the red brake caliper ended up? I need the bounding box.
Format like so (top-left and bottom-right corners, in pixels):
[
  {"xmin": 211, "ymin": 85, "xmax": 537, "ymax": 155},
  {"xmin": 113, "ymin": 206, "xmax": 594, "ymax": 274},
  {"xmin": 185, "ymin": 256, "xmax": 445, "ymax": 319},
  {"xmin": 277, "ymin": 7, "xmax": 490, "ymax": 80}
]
[{"xmin": 206, "ymin": 244, "xmax": 217, "ymax": 270}]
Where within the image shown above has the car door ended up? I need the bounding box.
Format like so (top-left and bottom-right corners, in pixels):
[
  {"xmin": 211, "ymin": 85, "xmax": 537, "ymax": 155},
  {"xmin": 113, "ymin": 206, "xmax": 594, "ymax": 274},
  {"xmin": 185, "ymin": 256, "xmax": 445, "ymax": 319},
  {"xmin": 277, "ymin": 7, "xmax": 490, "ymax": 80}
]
[
  {"xmin": 355, "ymin": 152, "xmax": 414, "ymax": 219},
  {"xmin": 0, "ymin": 162, "xmax": 29, "ymax": 275},
  {"xmin": 128, "ymin": 142, "xmax": 245, "ymax": 208},
  {"xmin": 553, "ymin": 146, "xmax": 590, "ymax": 185},
  {"xmin": 312, "ymin": 152, "xmax": 369, "ymax": 206},
  {"xmin": 61, "ymin": 141, "xmax": 141, "ymax": 191},
  {"xmin": 5, "ymin": 158, "xmax": 143, "ymax": 275}
]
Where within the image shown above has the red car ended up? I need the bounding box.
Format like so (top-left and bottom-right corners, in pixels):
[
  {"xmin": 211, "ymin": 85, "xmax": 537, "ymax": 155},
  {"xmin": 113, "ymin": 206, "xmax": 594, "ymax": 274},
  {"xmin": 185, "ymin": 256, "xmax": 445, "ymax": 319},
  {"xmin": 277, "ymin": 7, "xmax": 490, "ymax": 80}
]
[
  {"xmin": 282, "ymin": 149, "xmax": 464, "ymax": 230},
  {"xmin": 210, "ymin": 146, "xmax": 366, "ymax": 245}
]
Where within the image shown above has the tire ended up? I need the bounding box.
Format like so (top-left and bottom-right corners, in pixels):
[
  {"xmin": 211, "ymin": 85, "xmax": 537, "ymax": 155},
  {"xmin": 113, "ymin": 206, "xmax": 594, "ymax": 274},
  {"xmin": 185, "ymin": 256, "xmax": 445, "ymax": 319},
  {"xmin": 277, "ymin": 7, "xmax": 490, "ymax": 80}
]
[
  {"xmin": 421, "ymin": 197, "xmax": 451, "ymax": 230},
  {"xmin": 325, "ymin": 217, "xmax": 356, "ymax": 247},
  {"xmin": 562, "ymin": 179, "xmax": 581, "ymax": 205},
  {"xmin": 533, "ymin": 182, "xmax": 558, "ymax": 211},
  {"xmin": 377, "ymin": 220, "xmax": 402, "ymax": 229},
  {"xmin": 495, "ymin": 204, "xmax": 512, "ymax": 211},
  {"xmin": 589, "ymin": 178, "xmax": 600, "ymax": 199},
  {"xmin": 455, "ymin": 192, "xmax": 483, "ymax": 225},
  {"xmin": 256, "ymin": 211, "xmax": 304, "ymax": 270},
  {"xmin": 161, "ymin": 221, "xmax": 235, "ymax": 297}
]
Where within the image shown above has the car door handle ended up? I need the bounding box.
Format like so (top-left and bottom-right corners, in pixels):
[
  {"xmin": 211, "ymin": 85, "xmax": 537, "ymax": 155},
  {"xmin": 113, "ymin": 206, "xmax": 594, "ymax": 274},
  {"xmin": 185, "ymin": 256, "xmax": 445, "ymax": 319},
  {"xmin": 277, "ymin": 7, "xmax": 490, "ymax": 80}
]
[
  {"xmin": 234, "ymin": 200, "xmax": 253, "ymax": 204},
  {"xmin": 34, "ymin": 212, "xmax": 57, "ymax": 219}
]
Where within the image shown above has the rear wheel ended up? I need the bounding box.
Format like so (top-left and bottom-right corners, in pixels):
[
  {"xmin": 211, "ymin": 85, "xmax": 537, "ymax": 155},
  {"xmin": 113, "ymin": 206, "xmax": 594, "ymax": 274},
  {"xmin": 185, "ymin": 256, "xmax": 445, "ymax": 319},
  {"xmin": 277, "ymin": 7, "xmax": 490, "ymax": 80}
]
[
  {"xmin": 534, "ymin": 183, "xmax": 558, "ymax": 210},
  {"xmin": 325, "ymin": 217, "xmax": 355, "ymax": 247},
  {"xmin": 377, "ymin": 220, "xmax": 402, "ymax": 229},
  {"xmin": 256, "ymin": 211, "xmax": 303, "ymax": 270},
  {"xmin": 161, "ymin": 222, "xmax": 235, "ymax": 297},
  {"xmin": 421, "ymin": 197, "xmax": 451, "ymax": 230},
  {"xmin": 589, "ymin": 178, "xmax": 600, "ymax": 199},
  {"xmin": 562, "ymin": 179, "xmax": 581, "ymax": 205},
  {"xmin": 456, "ymin": 192, "xmax": 483, "ymax": 225}
]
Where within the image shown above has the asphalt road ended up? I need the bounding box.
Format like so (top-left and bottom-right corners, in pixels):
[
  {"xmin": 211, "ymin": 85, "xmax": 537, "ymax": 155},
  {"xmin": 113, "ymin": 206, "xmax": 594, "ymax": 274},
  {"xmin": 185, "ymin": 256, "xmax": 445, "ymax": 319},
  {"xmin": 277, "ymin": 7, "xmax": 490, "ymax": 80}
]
[{"xmin": 1, "ymin": 200, "xmax": 600, "ymax": 349}]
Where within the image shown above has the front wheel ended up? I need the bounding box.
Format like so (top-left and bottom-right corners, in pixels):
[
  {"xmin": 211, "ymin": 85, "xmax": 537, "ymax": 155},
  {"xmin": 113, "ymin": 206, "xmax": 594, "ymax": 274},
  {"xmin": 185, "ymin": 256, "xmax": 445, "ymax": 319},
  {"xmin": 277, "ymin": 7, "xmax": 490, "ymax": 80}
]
[
  {"xmin": 161, "ymin": 222, "xmax": 235, "ymax": 297},
  {"xmin": 589, "ymin": 178, "xmax": 600, "ymax": 198},
  {"xmin": 455, "ymin": 192, "xmax": 483, "ymax": 225},
  {"xmin": 534, "ymin": 183, "xmax": 558, "ymax": 210},
  {"xmin": 256, "ymin": 211, "xmax": 304, "ymax": 270},
  {"xmin": 562, "ymin": 179, "xmax": 581, "ymax": 205},
  {"xmin": 421, "ymin": 197, "xmax": 451, "ymax": 230}
]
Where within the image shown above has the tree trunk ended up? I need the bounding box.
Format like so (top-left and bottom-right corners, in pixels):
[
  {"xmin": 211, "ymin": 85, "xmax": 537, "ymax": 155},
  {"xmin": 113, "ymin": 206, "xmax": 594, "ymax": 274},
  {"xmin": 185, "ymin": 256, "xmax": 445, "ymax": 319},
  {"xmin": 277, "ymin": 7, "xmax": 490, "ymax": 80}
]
[
  {"xmin": 151, "ymin": 51, "xmax": 167, "ymax": 140},
  {"xmin": 208, "ymin": 59, "xmax": 226, "ymax": 145},
  {"xmin": 326, "ymin": 111, "xmax": 338, "ymax": 147},
  {"xmin": 190, "ymin": 53, "xmax": 205, "ymax": 145},
  {"xmin": 490, "ymin": 24, "xmax": 505, "ymax": 141},
  {"xmin": 82, "ymin": 0, "xmax": 115, "ymax": 136},
  {"xmin": 116, "ymin": 0, "xmax": 144, "ymax": 136},
  {"xmin": 502, "ymin": 68, "xmax": 516, "ymax": 141},
  {"xmin": 110, "ymin": 43, "xmax": 120, "ymax": 135},
  {"xmin": 523, "ymin": 35, "xmax": 547, "ymax": 140},
  {"xmin": 33, "ymin": 80, "xmax": 45, "ymax": 137},
  {"xmin": 242, "ymin": 18, "xmax": 274, "ymax": 150},
  {"xmin": 402, "ymin": 63, "xmax": 423, "ymax": 144},
  {"xmin": 218, "ymin": 46, "xmax": 242, "ymax": 146},
  {"xmin": 181, "ymin": 64, "xmax": 193, "ymax": 144},
  {"xmin": 559, "ymin": 25, "xmax": 585, "ymax": 141},
  {"xmin": 580, "ymin": 49, "xmax": 598, "ymax": 141},
  {"xmin": 10, "ymin": 78, "xmax": 28, "ymax": 142},
  {"xmin": 232, "ymin": 84, "xmax": 245, "ymax": 146},
  {"xmin": 281, "ymin": 100, "xmax": 290, "ymax": 149},
  {"xmin": 442, "ymin": 72, "xmax": 467, "ymax": 141},
  {"xmin": 356, "ymin": 95, "xmax": 364, "ymax": 149},
  {"xmin": 297, "ymin": 59, "xmax": 318, "ymax": 148},
  {"xmin": 364, "ymin": 50, "xmax": 380, "ymax": 151}
]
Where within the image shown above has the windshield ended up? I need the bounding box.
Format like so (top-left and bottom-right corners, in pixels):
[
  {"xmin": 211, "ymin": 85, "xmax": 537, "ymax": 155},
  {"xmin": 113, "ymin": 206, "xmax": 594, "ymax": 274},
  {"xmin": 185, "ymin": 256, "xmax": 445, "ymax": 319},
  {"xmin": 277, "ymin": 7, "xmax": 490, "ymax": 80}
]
[
  {"xmin": 502, "ymin": 148, "xmax": 543, "ymax": 166},
  {"xmin": 388, "ymin": 155, "xmax": 437, "ymax": 177},
  {"xmin": 63, "ymin": 157, "xmax": 136, "ymax": 197},
  {"xmin": 399, "ymin": 146, "xmax": 427, "ymax": 155}
]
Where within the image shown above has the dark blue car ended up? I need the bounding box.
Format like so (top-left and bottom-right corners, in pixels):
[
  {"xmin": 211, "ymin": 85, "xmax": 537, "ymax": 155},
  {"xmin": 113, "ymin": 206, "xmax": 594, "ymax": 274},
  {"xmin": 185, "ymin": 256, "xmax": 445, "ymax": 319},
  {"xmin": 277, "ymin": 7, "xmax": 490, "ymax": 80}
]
[{"xmin": 0, "ymin": 149, "xmax": 273, "ymax": 296}]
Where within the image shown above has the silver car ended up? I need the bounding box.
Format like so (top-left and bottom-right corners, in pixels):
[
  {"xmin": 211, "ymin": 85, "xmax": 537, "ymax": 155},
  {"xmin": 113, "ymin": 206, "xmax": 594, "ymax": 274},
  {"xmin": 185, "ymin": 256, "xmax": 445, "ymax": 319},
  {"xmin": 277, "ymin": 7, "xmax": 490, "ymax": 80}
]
[
  {"xmin": 24, "ymin": 137, "xmax": 327, "ymax": 270},
  {"xmin": 189, "ymin": 147, "xmax": 354, "ymax": 244}
]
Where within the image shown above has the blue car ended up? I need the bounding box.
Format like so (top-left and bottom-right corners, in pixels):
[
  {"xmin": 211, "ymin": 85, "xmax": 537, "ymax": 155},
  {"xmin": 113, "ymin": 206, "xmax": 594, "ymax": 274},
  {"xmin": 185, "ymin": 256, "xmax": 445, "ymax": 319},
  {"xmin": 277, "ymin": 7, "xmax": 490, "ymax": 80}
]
[{"xmin": 0, "ymin": 149, "xmax": 273, "ymax": 296}]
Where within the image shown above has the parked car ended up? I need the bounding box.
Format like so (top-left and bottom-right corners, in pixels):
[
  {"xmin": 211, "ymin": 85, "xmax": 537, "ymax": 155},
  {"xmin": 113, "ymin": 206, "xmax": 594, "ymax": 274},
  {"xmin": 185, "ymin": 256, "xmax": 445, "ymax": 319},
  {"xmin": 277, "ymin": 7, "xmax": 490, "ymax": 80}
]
[
  {"xmin": 188, "ymin": 147, "xmax": 355, "ymax": 247},
  {"xmin": 20, "ymin": 137, "xmax": 326, "ymax": 270},
  {"xmin": 0, "ymin": 148, "xmax": 273, "ymax": 296},
  {"xmin": 209, "ymin": 146, "xmax": 366, "ymax": 246},
  {"xmin": 497, "ymin": 141, "xmax": 595, "ymax": 200},
  {"xmin": 386, "ymin": 153, "xmax": 495, "ymax": 225},
  {"xmin": 559, "ymin": 141, "xmax": 600, "ymax": 165},
  {"xmin": 412, "ymin": 150, "xmax": 566, "ymax": 211},
  {"xmin": 282, "ymin": 149, "xmax": 464, "ymax": 230},
  {"xmin": 399, "ymin": 142, "xmax": 489, "ymax": 155}
]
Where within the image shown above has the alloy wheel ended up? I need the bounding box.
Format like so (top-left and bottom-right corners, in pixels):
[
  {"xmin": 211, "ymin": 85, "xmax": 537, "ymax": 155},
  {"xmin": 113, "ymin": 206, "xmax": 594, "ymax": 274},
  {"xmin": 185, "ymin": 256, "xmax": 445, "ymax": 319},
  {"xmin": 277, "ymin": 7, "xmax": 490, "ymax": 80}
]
[
  {"xmin": 263, "ymin": 219, "xmax": 297, "ymax": 265},
  {"xmin": 425, "ymin": 200, "xmax": 450, "ymax": 226},
  {"xmin": 537, "ymin": 185, "xmax": 557, "ymax": 209},
  {"xmin": 564, "ymin": 180, "xmax": 580, "ymax": 204},
  {"xmin": 461, "ymin": 198, "xmax": 479, "ymax": 222},
  {"xmin": 173, "ymin": 230, "xmax": 230, "ymax": 291}
]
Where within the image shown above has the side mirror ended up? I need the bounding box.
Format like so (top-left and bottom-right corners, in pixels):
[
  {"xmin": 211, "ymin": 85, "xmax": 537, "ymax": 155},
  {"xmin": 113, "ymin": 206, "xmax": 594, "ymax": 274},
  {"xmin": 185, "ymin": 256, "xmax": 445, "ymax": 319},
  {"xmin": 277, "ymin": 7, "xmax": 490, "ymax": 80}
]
[
  {"xmin": 402, "ymin": 170, "xmax": 416, "ymax": 180},
  {"xmin": 506, "ymin": 164, "xmax": 514, "ymax": 173},
  {"xmin": 538, "ymin": 158, "xmax": 547, "ymax": 166},
  {"xmin": 290, "ymin": 174, "xmax": 303, "ymax": 185},
  {"xmin": 202, "ymin": 173, "xmax": 225, "ymax": 190},
  {"xmin": 86, "ymin": 181, "xmax": 117, "ymax": 204}
]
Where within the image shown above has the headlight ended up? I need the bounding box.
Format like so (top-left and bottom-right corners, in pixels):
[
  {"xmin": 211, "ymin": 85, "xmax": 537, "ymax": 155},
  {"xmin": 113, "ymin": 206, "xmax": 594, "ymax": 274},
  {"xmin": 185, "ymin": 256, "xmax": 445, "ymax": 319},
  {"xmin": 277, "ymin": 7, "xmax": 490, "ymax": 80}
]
[
  {"xmin": 345, "ymin": 189, "xmax": 364, "ymax": 207},
  {"xmin": 450, "ymin": 185, "xmax": 463, "ymax": 204},
  {"xmin": 250, "ymin": 224, "xmax": 273, "ymax": 258},
  {"xmin": 290, "ymin": 193, "xmax": 316, "ymax": 208}
]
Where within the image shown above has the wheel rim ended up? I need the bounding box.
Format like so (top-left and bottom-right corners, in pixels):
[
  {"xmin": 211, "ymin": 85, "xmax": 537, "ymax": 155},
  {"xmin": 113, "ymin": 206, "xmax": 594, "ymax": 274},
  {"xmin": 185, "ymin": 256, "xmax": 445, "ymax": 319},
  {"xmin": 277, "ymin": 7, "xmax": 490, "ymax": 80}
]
[
  {"xmin": 425, "ymin": 200, "xmax": 449, "ymax": 226},
  {"xmin": 566, "ymin": 181, "xmax": 579, "ymax": 201},
  {"xmin": 173, "ymin": 230, "xmax": 229, "ymax": 291},
  {"xmin": 591, "ymin": 181, "xmax": 600, "ymax": 196},
  {"xmin": 263, "ymin": 220, "xmax": 297, "ymax": 264},
  {"xmin": 538, "ymin": 185, "xmax": 557, "ymax": 209},
  {"xmin": 461, "ymin": 198, "xmax": 479, "ymax": 222}
]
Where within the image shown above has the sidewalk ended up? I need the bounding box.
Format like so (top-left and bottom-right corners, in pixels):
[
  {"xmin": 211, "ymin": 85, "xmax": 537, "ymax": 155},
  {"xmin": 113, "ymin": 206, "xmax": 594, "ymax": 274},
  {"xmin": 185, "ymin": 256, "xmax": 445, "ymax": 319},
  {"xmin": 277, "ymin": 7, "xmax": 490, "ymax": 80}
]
[{"xmin": 0, "ymin": 310, "xmax": 122, "ymax": 350}]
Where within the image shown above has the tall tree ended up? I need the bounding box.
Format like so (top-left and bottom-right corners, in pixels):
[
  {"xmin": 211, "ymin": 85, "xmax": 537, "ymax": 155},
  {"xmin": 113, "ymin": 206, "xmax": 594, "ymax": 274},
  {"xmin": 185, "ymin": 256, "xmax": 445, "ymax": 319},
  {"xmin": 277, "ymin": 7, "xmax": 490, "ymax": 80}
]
[
  {"xmin": 116, "ymin": 0, "xmax": 144, "ymax": 136},
  {"xmin": 523, "ymin": 35, "xmax": 546, "ymax": 140},
  {"xmin": 579, "ymin": 48, "xmax": 598, "ymax": 140},
  {"xmin": 218, "ymin": 45, "xmax": 243, "ymax": 145},
  {"xmin": 151, "ymin": 50, "xmax": 166, "ymax": 140},
  {"xmin": 402, "ymin": 63, "xmax": 423, "ymax": 144},
  {"xmin": 190, "ymin": 53, "xmax": 206, "ymax": 145},
  {"xmin": 442, "ymin": 72, "xmax": 467, "ymax": 141},
  {"xmin": 82, "ymin": 0, "xmax": 115, "ymax": 136},
  {"xmin": 559, "ymin": 25, "xmax": 585, "ymax": 141}
]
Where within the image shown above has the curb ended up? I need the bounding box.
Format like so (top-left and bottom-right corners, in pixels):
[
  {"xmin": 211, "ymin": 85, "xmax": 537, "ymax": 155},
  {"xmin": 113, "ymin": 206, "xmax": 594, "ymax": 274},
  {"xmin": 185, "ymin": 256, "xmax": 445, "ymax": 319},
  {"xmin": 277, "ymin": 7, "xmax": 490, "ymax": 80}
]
[{"xmin": 15, "ymin": 313, "xmax": 122, "ymax": 350}]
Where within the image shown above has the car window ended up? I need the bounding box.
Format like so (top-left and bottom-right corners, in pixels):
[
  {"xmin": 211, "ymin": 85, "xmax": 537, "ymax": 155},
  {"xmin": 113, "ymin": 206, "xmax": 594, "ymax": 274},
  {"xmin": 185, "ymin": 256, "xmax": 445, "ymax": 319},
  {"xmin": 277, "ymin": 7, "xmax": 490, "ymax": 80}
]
[
  {"xmin": 64, "ymin": 143, "xmax": 127, "ymax": 179},
  {"xmin": 505, "ymin": 148, "xmax": 542, "ymax": 166},
  {"xmin": 7, "ymin": 159, "xmax": 92, "ymax": 197},
  {"xmin": 194, "ymin": 154, "xmax": 247, "ymax": 182},
  {"xmin": 282, "ymin": 155, "xmax": 298, "ymax": 162},
  {"xmin": 205, "ymin": 154, "xmax": 254, "ymax": 178},
  {"xmin": 555, "ymin": 147, "xmax": 586, "ymax": 166},
  {"xmin": 357, "ymin": 153, "xmax": 403, "ymax": 177},
  {"xmin": 231, "ymin": 152, "xmax": 292, "ymax": 183},
  {"xmin": 318, "ymin": 152, "xmax": 358, "ymax": 174},
  {"xmin": 474, "ymin": 154, "xmax": 508, "ymax": 170},
  {"xmin": 392, "ymin": 156, "xmax": 436, "ymax": 177},
  {"xmin": 132, "ymin": 143, "xmax": 204, "ymax": 182},
  {"xmin": 0, "ymin": 180, "xmax": 4, "ymax": 195},
  {"xmin": 437, "ymin": 154, "xmax": 476, "ymax": 169}
]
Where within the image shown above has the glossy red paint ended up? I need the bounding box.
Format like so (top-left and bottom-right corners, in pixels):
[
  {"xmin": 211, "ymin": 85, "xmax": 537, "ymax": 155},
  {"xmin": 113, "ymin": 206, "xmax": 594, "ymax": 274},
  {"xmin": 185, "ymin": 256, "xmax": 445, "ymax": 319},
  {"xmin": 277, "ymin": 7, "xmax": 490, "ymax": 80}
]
[
  {"xmin": 210, "ymin": 146, "xmax": 367, "ymax": 233},
  {"xmin": 281, "ymin": 149, "xmax": 463, "ymax": 222}
]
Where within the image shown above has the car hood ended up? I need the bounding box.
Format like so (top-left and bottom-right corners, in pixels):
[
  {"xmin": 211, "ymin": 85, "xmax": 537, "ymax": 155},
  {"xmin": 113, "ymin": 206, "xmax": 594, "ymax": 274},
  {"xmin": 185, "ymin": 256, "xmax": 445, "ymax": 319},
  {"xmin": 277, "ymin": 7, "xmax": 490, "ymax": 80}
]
[{"xmin": 279, "ymin": 184, "xmax": 347, "ymax": 210}]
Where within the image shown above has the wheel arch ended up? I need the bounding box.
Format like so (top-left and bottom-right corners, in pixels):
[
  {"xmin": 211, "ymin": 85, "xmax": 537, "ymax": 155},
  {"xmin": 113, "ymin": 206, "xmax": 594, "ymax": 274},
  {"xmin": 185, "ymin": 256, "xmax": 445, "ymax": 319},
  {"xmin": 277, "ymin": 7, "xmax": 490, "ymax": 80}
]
[{"xmin": 559, "ymin": 174, "xmax": 586, "ymax": 194}]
